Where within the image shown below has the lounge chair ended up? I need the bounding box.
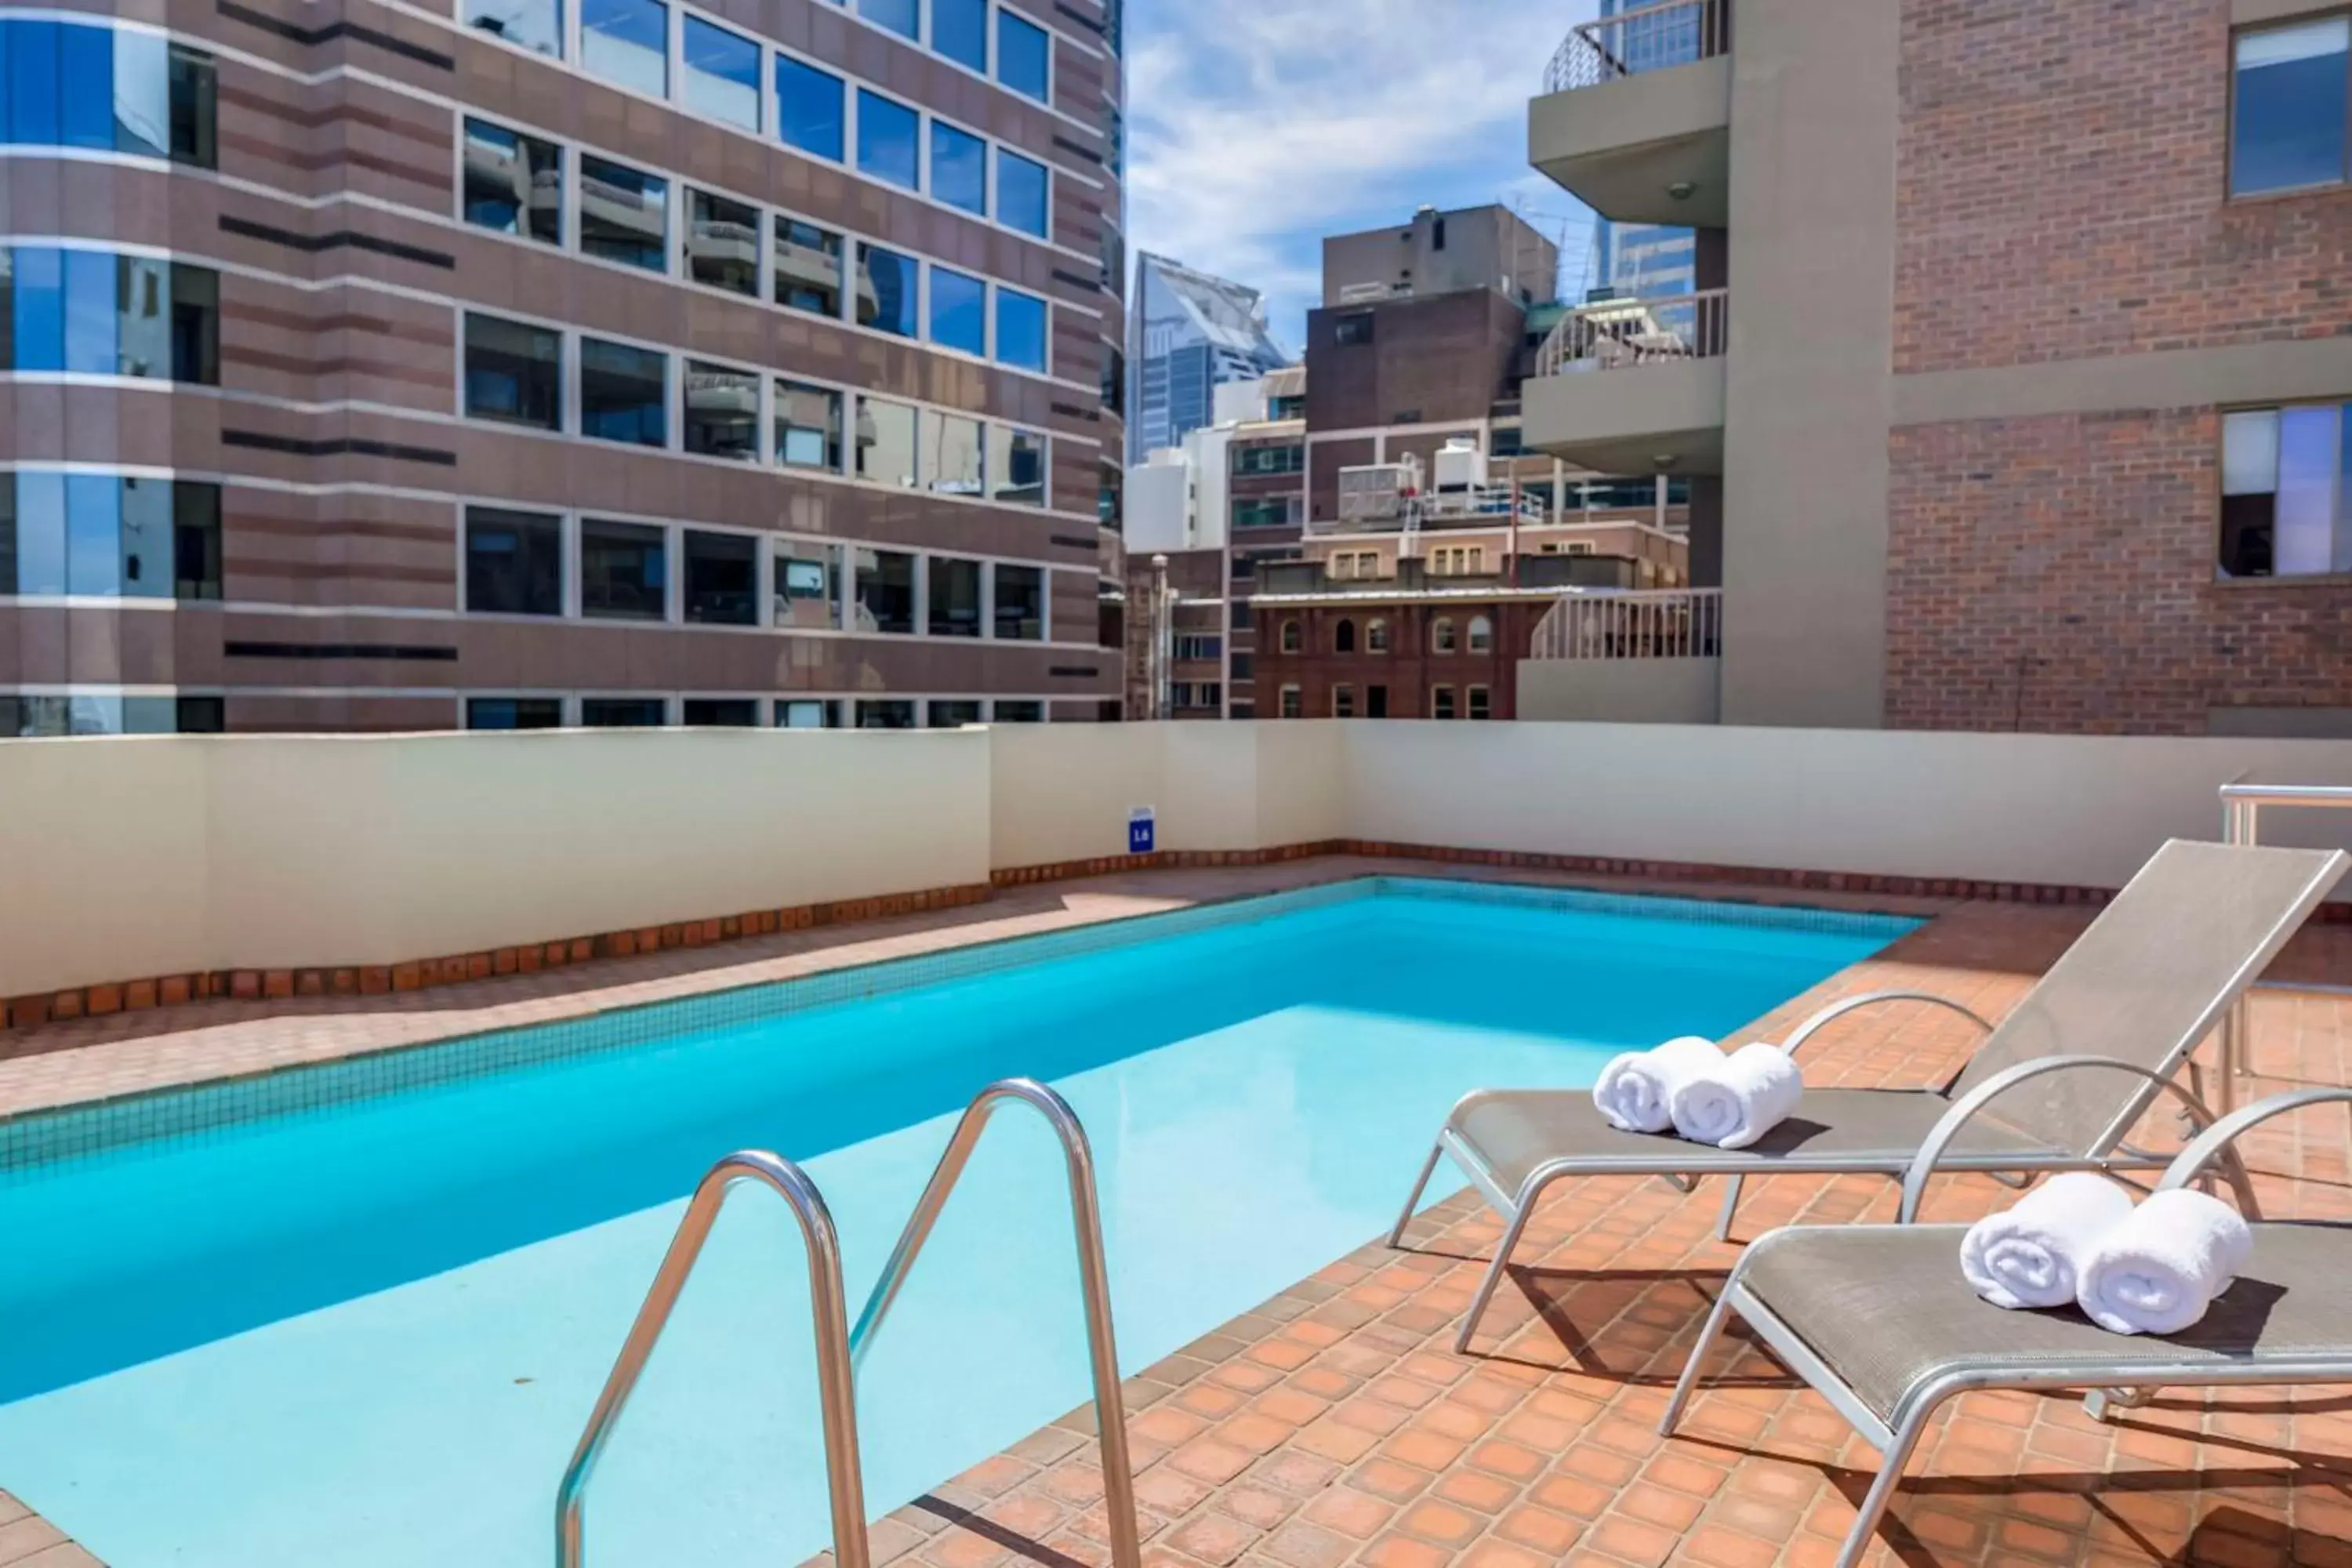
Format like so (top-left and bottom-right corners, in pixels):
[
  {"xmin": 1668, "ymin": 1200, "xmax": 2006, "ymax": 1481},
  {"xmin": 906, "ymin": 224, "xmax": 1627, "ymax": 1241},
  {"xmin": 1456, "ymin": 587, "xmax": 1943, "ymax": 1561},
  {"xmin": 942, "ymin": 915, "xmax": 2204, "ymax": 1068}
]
[
  {"xmin": 1662, "ymin": 1087, "xmax": 2352, "ymax": 1568},
  {"xmin": 1389, "ymin": 840, "xmax": 2350, "ymax": 1352}
]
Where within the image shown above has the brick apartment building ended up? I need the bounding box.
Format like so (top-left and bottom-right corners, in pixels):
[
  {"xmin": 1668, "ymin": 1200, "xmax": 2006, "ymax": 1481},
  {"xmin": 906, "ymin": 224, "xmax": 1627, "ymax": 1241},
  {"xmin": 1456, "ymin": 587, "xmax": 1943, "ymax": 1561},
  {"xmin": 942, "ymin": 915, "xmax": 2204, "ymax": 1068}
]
[
  {"xmin": 0, "ymin": 0, "xmax": 1126, "ymax": 735},
  {"xmin": 1529, "ymin": 0, "xmax": 2352, "ymax": 735}
]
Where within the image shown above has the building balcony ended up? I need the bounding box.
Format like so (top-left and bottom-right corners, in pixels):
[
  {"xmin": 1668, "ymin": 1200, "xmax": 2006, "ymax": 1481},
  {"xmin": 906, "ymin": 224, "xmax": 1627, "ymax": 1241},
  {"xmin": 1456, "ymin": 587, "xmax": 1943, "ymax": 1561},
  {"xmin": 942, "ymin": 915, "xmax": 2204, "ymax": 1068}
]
[
  {"xmin": 1530, "ymin": 0, "xmax": 1730, "ymax": 227},
  {"xmin": 1254, "ymin": 555, "xmax": 1643, "ymax": 601},
  {"xmin": 1519, "ymin": 586, "xmax": 1722, "ymax": 723},
  {"xmin": 1523, "ymin": 290, "xmax": 1727, "ymax": 474}
]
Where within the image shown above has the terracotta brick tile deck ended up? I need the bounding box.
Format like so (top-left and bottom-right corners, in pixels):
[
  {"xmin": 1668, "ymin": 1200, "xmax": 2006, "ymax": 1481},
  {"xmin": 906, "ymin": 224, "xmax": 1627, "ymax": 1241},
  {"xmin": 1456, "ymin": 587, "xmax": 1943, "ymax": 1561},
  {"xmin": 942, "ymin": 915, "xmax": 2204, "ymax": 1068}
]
[{"xmin": 2, "ymin": 859, "xmax": 2349, "ymax": 1567}]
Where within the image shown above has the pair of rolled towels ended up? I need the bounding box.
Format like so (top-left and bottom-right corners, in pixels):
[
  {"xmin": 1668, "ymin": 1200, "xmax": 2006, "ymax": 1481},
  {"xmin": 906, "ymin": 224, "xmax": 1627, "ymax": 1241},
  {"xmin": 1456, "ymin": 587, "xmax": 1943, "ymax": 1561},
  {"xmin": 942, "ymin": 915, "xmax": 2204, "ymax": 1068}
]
[
  {"xmin": 1961, "ymin": 1173, "xmax": 2252, "ymax": 1336},
  {"xmin": 1592, "ymin": 1036, "xmax": 1802, "ymax": 1151}
]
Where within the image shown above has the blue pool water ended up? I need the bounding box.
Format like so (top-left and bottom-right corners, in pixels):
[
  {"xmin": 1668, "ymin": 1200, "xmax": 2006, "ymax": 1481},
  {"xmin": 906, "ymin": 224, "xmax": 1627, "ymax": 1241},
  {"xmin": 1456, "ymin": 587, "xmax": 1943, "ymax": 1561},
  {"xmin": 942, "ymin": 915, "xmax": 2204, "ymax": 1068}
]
[{"xmin": 0, "ymin": 882, "xmax": 1910, "ymax": 1568}]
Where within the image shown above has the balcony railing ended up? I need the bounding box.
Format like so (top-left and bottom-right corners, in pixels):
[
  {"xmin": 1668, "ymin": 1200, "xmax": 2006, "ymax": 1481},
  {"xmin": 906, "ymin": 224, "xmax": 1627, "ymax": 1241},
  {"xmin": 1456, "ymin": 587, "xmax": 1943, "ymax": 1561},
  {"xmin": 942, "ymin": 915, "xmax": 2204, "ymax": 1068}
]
[
  {"xmin": 1543, "ymin": 0, "xmax": 1728, "ymax": 95},
  {"xmin": 1530, "ymin": 588, "xmax": 1722, "ymax": 660},
  {"xmin": 1534, "ymin": 289, "xmax": 1729, "ymax": 379}
]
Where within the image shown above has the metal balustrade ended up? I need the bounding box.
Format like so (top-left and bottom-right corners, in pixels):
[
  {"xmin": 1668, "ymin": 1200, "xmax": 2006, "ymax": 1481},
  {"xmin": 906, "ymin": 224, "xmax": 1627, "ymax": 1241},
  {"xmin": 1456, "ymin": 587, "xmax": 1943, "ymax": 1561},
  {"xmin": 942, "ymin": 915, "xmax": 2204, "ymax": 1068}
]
[
  {"xmin": 1543, "ymin": 0, "xmax": 1728, "ymax": 94},
  {"xmin": 1529, "ymin": 588, "xmax": 1722, "ymax": 661},
  {"xmin": 1535, "ymin": 288, "xmax": 1730, "ymax": 379}
]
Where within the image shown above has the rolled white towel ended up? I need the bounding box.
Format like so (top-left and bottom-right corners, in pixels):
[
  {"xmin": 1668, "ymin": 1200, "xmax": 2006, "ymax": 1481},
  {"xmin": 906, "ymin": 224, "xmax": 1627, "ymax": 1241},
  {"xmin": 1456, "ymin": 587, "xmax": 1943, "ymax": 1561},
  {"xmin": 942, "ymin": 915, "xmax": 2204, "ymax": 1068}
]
[
  {"xmin": 2074, "ymin": 1189, "xmax": 2254, "ymax": 1337},
  {"xmin": 1668, "ymin": 1041, "xmax": 1802, "ymax": 1151},
  {"xmin": 1959, "ymin": 1173, "xmax": 2136, "ymax": 1310},
  {"xmin": 1592, "ymin": 1036, "xmax": 1723, "ymax": 1133}
]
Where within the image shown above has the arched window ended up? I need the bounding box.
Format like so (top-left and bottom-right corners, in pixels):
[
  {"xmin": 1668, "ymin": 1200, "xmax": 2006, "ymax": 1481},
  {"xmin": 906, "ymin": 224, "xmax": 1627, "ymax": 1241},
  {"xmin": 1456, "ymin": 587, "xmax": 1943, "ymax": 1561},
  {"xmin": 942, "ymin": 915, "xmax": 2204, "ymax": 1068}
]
[
  {"xmin": 1280, "ymin": 619, "xmax": 1301, "ymax": 653},
  {"xmin": 1334, "ymin": 618, "xmax": 1356, "ymax": 653},
  {"xmin": 1467, "ymin": 615, "xmax": 1494, "ymax": 654},
  {"xmin": 1367, "ymin": 618, "xmax": 1390, "ymax": 654},
  {"xmin": 1432, "ymin": 617, "xmax": 1457, "ymax": 654}
]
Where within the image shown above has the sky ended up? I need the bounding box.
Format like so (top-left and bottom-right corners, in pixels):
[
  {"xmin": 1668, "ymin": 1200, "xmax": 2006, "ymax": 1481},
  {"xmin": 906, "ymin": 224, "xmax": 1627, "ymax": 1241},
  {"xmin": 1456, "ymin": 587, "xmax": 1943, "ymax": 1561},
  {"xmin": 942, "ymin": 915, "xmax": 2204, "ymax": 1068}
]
[{"xmin": 1123, "ymin": 0, "xmax": 1602, "ymax": 354}]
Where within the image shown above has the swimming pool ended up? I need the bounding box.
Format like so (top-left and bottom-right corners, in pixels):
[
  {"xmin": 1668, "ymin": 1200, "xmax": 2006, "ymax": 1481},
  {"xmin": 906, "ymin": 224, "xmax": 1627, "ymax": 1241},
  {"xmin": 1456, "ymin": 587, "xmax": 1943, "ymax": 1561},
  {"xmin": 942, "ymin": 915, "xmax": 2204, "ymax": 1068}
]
[{"xmin": 0, "ymin": 879, "xmax": 1914, "ymax": 1568}]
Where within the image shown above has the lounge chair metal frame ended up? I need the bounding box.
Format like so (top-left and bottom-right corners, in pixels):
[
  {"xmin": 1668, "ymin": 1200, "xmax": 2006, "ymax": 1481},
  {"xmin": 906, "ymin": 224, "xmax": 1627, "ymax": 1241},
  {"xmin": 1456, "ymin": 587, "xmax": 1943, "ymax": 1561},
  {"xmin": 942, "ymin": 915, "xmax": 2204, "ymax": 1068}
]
[
  {"xmin": 1390, "ymin": 841, "xmax": 2350, "ymax": 1354},
  {"xmin": 1661, "ymin": 1087, "xmax": 2352, "ymax": 1568}
]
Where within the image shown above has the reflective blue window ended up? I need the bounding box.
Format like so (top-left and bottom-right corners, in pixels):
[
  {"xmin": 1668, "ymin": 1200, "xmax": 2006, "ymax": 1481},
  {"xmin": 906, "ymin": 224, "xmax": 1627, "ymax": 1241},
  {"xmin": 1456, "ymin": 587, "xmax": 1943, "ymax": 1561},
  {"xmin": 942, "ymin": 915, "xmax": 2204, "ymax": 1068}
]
[
  {"xmin": 111, "ymin": 28, "xmax": 170, "ymax": 158},
  {"xmin": 930, "ymin": 267, "xmax": 987, "ymax": 355},
  {"xmin": 682, "ymin": 16, "xmax": 760, "ymax": 130},
  {"xmin": 776, "ymin": 54, "xmax": 846, "ymax": 161},
  {"xmin": 0, "ymin": 473, "xmax": 213, "ymax": 602},
  {"xmin": 7, "ymin": 20, "xmax": 63, "ymax": 146},
  {"xmin": 934, "ymin": 0, "xmax": 988, "ymax": 72},
  {"xmin": 66, "ymin": 472, "xmax": 120, "ymax": 595},
  {"xmin": 2234, "ymin": 19, "xmax": 2350, "ymax": 194},
  {"xmin": 860, "ymin": 0, "xmax": 919, "ymax": 40},
  {"xmin": 858, "ymin": 242, "xmax": 920, "ymax": 338},
  {"xmin": 995, "ymin": 288, "xmax": 1047, "ymax": 372},
  {"xmin": 10, "ymin": 247, "xmax": 64, "ymax": 372},
  {"xmin": 998, "ymin": 148, "xmax": 1048, "ymax": 237},
  {"xmin": 60, "ymin": 22, "xmax": 115, "ymax": 150},
  {"xmin": 857, "ymin": 89, "xmax": 920, "ymax": 189},
  {"xmin": 465, "ymin": 0, "xmax": 564, "ymax": 58},
  {"xmin": 581, "ymin": 0, "xmax": 668, "ymax": 96},
  {"xmin": 997, "ymin": 10, "xmax": 1048, "ymax": 100},
  {"xmin": 932, "ymin": 122, "xmax": 987, "ymax": 215},
  {"xmin": 64, "ymin": 247, "xmax": 115, "ymax": 374},
  {"xmin": 0, "ymin": 20, "xmax": 211, "ymax": 162},
  {"xmin": 13, "ymin": 470, "xmax": 67, "ymax": 595}
]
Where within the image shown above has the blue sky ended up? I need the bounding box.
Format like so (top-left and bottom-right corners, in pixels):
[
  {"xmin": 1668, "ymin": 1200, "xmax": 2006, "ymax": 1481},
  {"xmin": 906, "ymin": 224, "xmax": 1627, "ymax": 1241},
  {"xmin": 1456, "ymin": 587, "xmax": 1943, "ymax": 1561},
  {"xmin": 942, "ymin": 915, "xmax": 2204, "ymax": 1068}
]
[{"xmin": 1124, "ymin": 0, "xmax": 1602, "ymax": 354}]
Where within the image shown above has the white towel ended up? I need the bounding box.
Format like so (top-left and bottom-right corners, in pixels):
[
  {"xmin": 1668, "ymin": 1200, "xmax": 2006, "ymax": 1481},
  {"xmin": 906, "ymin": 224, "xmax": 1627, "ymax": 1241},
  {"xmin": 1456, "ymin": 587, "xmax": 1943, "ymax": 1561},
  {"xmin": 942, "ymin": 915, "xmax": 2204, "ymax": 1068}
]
[
  {"xmin": 1592, "ymin": 1036, "xmax": 1723, "ymax": 1133},
  {"xmin": 2074, "ymin": 1189, "xmax": 2254, "ymax": 1337},
  {"xmin": 1959, "ymin": 1174, "xmax": 2136, "ymax": 1310},
  {"xmin": 1668, "ymin": 1041, "xmax": 1803, "ymax": 1151}
]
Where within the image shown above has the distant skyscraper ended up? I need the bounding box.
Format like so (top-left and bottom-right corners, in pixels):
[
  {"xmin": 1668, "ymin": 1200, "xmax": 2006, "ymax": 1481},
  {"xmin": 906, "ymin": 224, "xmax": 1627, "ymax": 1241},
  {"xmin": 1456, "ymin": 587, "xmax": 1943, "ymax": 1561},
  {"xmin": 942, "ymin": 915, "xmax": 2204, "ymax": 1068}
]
[
  {"xmin": 1127, "ymin": 255, "xmax": 1293, "ymax": 463},
  {"xmin": 1584, "ymin": 0, "xmax": 1699, "ymax": 305}
]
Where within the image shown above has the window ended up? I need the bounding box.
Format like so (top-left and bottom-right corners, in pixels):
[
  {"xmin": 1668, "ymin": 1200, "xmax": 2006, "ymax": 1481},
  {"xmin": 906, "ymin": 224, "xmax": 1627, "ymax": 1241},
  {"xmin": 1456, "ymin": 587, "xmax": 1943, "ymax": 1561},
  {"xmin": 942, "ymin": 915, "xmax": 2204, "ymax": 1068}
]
[
  {"xmin": 857, "ymin": 90, "xmax": 921, "ymax": 190},
  {"xmin": 466, "ymin": 506, "xmax": 562, "ymax": 616},
  {"xmin": 5, "ymin": 247, "xmax": 102, "ymax": 373},
  {"xmin": 684, "ymin": 189, "xmax": 758, "ymax": 295},
  {"xmin": 1332, "ymin": 684, "xmax": 1356, "ymax": 718},
  {"xmin": 165, "ymin": 42, "xmax": 218, "ymax": 167},
  {"xmin": 860, "ymin": 0, "xmax": 919, "ymax": 38},
  {"xmin": 0, "ymin": 20, "xmax": 214, "ymax": 164},
  {"xmin": 999, "ymin": 150, "xmax": 1050, "ymax": 238},
  {"xmin": 994, "ymin": 699, "xmax": 1044, "ymax": 723},
  {"xmin": 579, "ymin": 337, "xmax": 668, "ymax": 446},
  {"xmin": 930, "ymin": 556, "xmax": 984, "ymax": 636},
  {"xmin": 1468, "ymin": 685, "xmax": 1492, "ymax": 720},
  {"xmin": 579, "ymin": 156, "xmax": 666, "ymax": 270},
  {"xmin": 857, "ymin": 397, "xmax": 920, "ymax": 488},
  {"xmin": 0, "ymin": 249, "xmax": 211, "ymax": 385},
  {"xmin": 930, "ymin": 267, "xmax": 988, "ymax": 356},
  {"xmin": 684, "ymin": 361, "xmax": 759, "ymax": 459},
  {"xmin": 778, "ymin": 698, "xmax": 842, "ymax": 728},
  {"xmin": 583, "ymin": 697, "xmax": 667, "ymax": 727},
  {"xmin": 581, "ymin": 0, "xmax": 667, "ymax": 95},
  {"xmin": 684, "ymin": 698, "xmax": 760, "ymax": 727},
  {"xmin": 775, "ymin": 543, "xmax": 843, "ymax": 629},
  {"xmin": 930, "ymin": 699, "xmax": 985, "ymax": 727},
  {"xmin": 1491, "ymin": 425, "xmax": 1526, "ymax": 457},
  {"xmin": 2232, "ymin": 18, "xmax": 2350, "ymax": 196},
  {"xmin": 2, "ymin": 472, "xmax": 216, "ymax": 599},
  {"xmin": 1269, "ymin": 394, "xmax": 1305, "ymax": 420},
  {"xmin": 1232, "ymin": 497, "xmax": 1298, "ymax": 530},
  {"xmin": 466, "ymin": 0, "xmax": 562, "ymax": 57},
  {"xmin": 1175, "ymin": 633, "xmax": 1222, "ymax": 660},
  {"xmin": 858, "ymin": 699, "xmax": 918, "ymax": 728},
  {"xmin": 1366, "ymin": 685, "xmax": 1388, "ymax": 718},
  {"xmin": 853, "ymin": 547, "xmax": 916, "ymax": 633},
  {"xmin": 2221, "ymin": 403, "xmax": 2352, "ymax": 577},
  {"xmin": 469, "ymin": 697, "xmax": 564, "ymax": 730},
  {"xmin": 463, "ymin": 313, "xmax": 562, "ymax": 430},
  {"xmin": 172, "ymin": 480, "xmax": 223, "ymax": 600},
  {"xmin": 1367, "ymin": 618, "xmax": 1389, "ymax": 653},
  {"xmin": 1467, "ymin": 615, "xmax": 1494, "ymax": 654},
  {"xmin": 775, "ymin": 219, "xmax": 844, "ymax": 317},
  {"xmin": 776, "ymin": 55, "xmax": 847, "ymax": 161},
  {"xmin": 1279, "ymin": 684, "xmax": 1301, "ymax": 718},
  {"xmin": 1231, "ymin": 652, "xmax": 1254, "ymax": 681},
  {"xmin": 683, "ymin": 530, "xmax": 757, "ymax": 623},
  {"xmin": 1279, "ymin": 619, "xmax": 1301, "ymax": 653},
  {"xmin": 682, "ymin": 15, "xmax": 760, "ymax": 130},
  {"xmin": 932, "ymin": 122, "xmax": 989, "ymax": 216},
  {"xmin": 775, "ymin": 379, "xmax": 844, "ymax": 470},
  {"xmin": 463, "ymin": 120, "xmax": 562, "ymax": 244},
  {"xmin": 1432, "ymin": 617, "xmax": 1457, "ymax": 653},
  {"xmin": 989, "ymin": 426, "xmax": 1047, "ymax": 506},
  {"xmin": 997, "ymin": 9, "xmax": 1049, "ymax": 100},
  {"xmin": 1334, "ymin": 618, "xmax": 1356, "ymax": 654},
  {"xmin": 1335, "ymin": 313, "xmax": 1374, "ymax": 346},
  {"xmin": 1430, "ymin": 546, "xmax": 1486, "ymax": 576},
  {"xmin": 995, "ymin": 564, "xmax": 1044, "ymax": 640},
  {"xmin": 925, "ymin": 411, "xmax": 986, "ymax": 495},
  {"xmin": 1234, "ymin": 445, "xmax": 1304, "ymax": 476},
  {"xmin": 934, "ymin": 0, "xmax": 988, "ymax": 71},
  {"xmin": 1432, "ymin": 684, "xmax": 1457, "ymax": 720},
  {"xmin": 581, "ymin": 519, "xmax": 668, "ymax": 619},
  {"xmin": 1329, "ymin": 550, "xmax": 1379, "ymax": 579},
  {"xmin": 1102, "ymin": 343, "xmax": 1125, "ymax": 415},
  {"xmin": 1173, "ymin": 682, "xmax": 1221, "ymax": 711},
  {"xmin": 996, "ymin": 289, "xmax": 1047, "ymax": 372},
  {"xmin": 858, "ymin": 243, "xmax": 920, "ymax": 338},
  {"xmin": 2, "ymin": 692, "xmax": 222, "ymax": 736}
]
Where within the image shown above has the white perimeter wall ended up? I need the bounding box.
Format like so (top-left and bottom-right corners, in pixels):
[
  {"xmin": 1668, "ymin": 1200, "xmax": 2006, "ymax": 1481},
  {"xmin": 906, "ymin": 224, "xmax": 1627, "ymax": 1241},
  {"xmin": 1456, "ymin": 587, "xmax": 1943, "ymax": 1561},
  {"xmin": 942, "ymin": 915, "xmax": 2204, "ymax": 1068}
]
[{"xmin": 4, "ymin": 721, "xmax": 2350, "ymax": 997}]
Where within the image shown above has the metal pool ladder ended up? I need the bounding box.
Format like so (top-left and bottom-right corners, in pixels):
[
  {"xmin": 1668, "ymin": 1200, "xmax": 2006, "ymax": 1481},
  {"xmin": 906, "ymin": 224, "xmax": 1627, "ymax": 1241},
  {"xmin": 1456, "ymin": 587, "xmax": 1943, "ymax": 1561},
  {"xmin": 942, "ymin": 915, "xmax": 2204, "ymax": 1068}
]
[{"xmin": 554, "ymin": 1078, "xmax": 1143, "ymax": 1568}]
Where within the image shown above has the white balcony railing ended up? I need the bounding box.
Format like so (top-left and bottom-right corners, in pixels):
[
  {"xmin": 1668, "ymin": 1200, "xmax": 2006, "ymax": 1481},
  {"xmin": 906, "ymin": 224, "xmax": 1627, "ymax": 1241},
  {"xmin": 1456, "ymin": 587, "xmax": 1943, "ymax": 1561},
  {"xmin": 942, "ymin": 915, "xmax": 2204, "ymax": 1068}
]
[
  {"xmin": 1535, "ymin": 288, "xmax": 1729, "ymax": 379},
  {"xmin": 1530, "ymin": 588, "xmax": 1722, "ymax": 660},
  {"xmin": 1543, "ymin": 0, "xmax": 1728, "ymax": 95}
]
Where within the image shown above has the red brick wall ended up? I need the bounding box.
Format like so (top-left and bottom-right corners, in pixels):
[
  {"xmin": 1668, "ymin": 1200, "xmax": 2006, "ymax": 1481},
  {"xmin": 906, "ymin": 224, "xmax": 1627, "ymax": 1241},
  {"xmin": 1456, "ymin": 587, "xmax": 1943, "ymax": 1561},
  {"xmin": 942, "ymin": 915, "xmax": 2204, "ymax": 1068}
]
[
  {"xmin": 1886, "ymin": 0, "xmax": 2352, "ymax": 731},
  {"xmin": 1252, "ymin": 601, "xmax": 1534, "ymax": 720},
  {"xmin": 1886, "ymin": 410, "xmax": 2352, "ymax": 733}
]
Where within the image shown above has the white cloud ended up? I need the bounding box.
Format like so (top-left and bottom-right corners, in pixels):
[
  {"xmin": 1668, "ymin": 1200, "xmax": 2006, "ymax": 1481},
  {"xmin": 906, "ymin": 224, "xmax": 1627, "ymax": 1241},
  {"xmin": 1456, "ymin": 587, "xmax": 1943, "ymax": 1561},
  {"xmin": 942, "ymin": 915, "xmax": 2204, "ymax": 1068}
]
[{"xmin": 1124, "ymin": 0, "xmax": 1598, "ymax": 341}]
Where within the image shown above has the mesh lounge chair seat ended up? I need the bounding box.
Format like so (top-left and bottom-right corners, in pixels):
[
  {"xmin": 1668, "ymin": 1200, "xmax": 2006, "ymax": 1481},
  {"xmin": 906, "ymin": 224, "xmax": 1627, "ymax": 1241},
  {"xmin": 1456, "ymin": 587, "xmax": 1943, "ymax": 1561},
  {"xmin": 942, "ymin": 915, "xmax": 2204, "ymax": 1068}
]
[
  {"xmin": 1665, "ymin": 1089, "xmax": 2352, "ymax": 1568},
  {"xmin": 1391, "ymin": 840, "xmax": 2350, "ymax": 1352}
]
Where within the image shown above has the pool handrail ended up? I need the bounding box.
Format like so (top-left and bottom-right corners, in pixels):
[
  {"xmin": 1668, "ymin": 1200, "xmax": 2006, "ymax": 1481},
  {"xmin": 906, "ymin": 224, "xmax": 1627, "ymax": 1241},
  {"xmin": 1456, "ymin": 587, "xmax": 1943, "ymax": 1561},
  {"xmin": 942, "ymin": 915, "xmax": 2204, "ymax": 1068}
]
[
  {"xmin": 848, "ymin": 1077, "xmax": 1143, "ymax": 1568},
  {"xmin": 554, "ymin": 1149, "xmax": 869, "ymax": 1568}
]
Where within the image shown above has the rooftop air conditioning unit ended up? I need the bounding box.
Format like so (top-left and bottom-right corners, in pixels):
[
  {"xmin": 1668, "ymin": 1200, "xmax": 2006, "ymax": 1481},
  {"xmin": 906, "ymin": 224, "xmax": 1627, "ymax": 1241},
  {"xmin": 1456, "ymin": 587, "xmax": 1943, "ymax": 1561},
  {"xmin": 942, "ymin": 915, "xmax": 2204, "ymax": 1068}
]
[{"xmin": 1432, "ymin": 437, "xmax": 1486, "ymax": 495}]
